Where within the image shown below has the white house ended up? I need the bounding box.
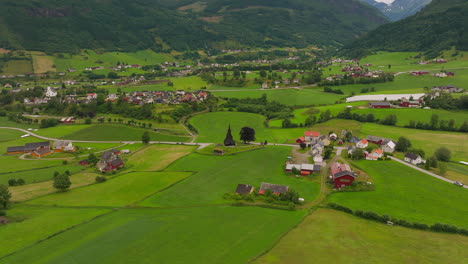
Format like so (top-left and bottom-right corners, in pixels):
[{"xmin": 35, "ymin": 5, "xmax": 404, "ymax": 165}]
[
  {"xmin": 53, "ymin": 140, "xmax": 75, "ymax": 152},
  {"xmin": 313, "ymin": 154, "xmax": 323, "ymax": 164},
  {"xmin": 356, "ymin": 139, "xmax": 368, "ymax": 149},
  {"xmin": 382, "ymin": 140, "xmax": 396, "ymax": 153},
  {"xmin": 329, "ymin": 133, "xmax": 338, "ymax": 140},
  {"xmin": 404, "ymin": 153, "xmax": 424, "ymax": 165},
  {"xmin": 365, "ymin": 149, "xmax": 383, "ymax": 160},
  {"xmin": 45, "ymin": 87, "xmax": 57, "ymax": 97}
]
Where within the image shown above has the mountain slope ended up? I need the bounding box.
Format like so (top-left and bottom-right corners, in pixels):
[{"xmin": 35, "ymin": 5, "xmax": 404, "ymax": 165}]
[
  {"xmin": 360, "ymin": 0, "xmax": 432, "ymax": 21},
  {"xmin": 0, "ymin": 0, "xmax": 387, "ymax": 53},
  {"xmin": 342, "ymin": 0, "xmax": 468, "ymax": 57}
]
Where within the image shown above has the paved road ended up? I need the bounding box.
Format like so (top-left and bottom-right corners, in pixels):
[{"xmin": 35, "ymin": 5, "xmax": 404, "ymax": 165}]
[{"xmin": 390, "ymin": 156, "xmax": 467, "ymax": 189}]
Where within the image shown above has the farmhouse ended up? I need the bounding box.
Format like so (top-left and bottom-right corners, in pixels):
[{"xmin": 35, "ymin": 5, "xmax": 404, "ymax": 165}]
[
  {"xmin": 381, "ymin": 140, "xmax": 396, "ymax": 153},
  {"xmin": 53, "ymin": 140, "xmax": 75, "ymax": 152},
  {"xmin": 235, "ymin": 184, "xmax": 254, "ymax": 195},
  {"xmin": 349, "ymin": 136, "xmax": 360, "ymax": 143},
  {"xmin": 59, "ymin": 117, "xmax": 76, "ymax": 124},
  {"xmin": 259, "ymin": 183, "xmax": 289, "ymax": 195},
  {"xmin": 285, "ymin": 164, "xmax": 321, "ymax": 175},
  {"xmin": 317, "ymin": 135, "xmax": 330, "ymax": 146},
  {"xmin": 356, "ymin": 139, "xmax": 368, "ymax": 149},
  {"xmin": 7, "ymin": 142, "xmax": 51, "ymax": 157},
  {"xmin": 329, "ymin": 133, "xmax": 338, "ymax": 140},
  {"xmin": 366, "ymin": 135, "xmax": 393, "ymax": 145},
  {"xmin": 330, "ymin": 162, "xmax": 356, "ymax": 188},
  {"xmin": 347, "ymin": 145, "xmax": 357, "ymax": 155},
  {"xmin": 400, "ymin": 98, "xmax": 421, "ymax": 108},
  {"xmin": 369, "ymin": 102, "xmax": 391, "ymax": 108},
  {"xmin": 313, "ymin": 153, "xmax": 324, "ymax": 164},
  {"xmin": 295, "ymin": 137, "xmax": 306, "ymax": 144},
  {"xmin": 97, "ymin": 149, "xmax": 123, "ymax": 172},
  {"xmin": 304, "ymin": 131, "xmax": 320, "ymax": 142},
  {"xmin": 365, "ymin": 149, "xmax": 383, "ymax": 160},
  {"xmin": 404, "ymin": 153, "xmax": 424, "ymax": 165}
]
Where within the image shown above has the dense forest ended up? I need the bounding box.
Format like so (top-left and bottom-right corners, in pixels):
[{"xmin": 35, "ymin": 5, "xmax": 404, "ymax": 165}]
[
  {"xmin": 0, "ymin": 0, "xmax": 386, "ymax": 53},
  {"xmin": 341, "ymin": 0, "xmax": 468, "ymax": 58}
]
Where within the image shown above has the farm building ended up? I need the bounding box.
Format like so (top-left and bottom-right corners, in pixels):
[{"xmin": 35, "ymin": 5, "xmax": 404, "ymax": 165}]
[
  {"xmin": 400, "ymin": 98, "xmax": 421, "ymax": 108},
  {"xmin": 259, "ymin": 183, "xmax": 289, "ymax": 195},
  {"xmin": 366, "ymin": 135, "xmax": 393, "ymax": 146},
  {"xmin": 235, "ymin": 184, "xmax": 255, "ymax": 195},
  {"xmin": 329, "ymin": 133, "xmax": 338, "ymax": 140},
  {"xmin": 330, "ymin": 162, "xmax": 356, "ymax": 189},
  {"xmin": 97, "ymin": 149, "xmax": 124, "ymax": 172},
  {"xmin": 213, "ymin": 148, "xmax": 225, "ymax": 155},
  {"xmin": 404, "ymin": 153, "xmax": 424, "ymax": 165},
  {"xmin": 365, "ymin": 149, "xmax": 383, "ymax": 160},
  {"xmin": 304, "ymin": 131, "xmax": 320, "ymax": 142},
  {"xmin": 7, "ymin": 142, "xmax": 51, "ymax": 157},
  {"xmin": 59, "ymin": 117, "xmax": 76, "ymax": 124},
  {"xmin": 295, "ymin": 137, "xmax": 306, "ymax": 144},
  {"xmin": 381, "ymin": 141, "xmax": 396, "ymax": 153},
  {"xmin": 349, "ymin": 136, "xmax": 360, "ymax": 143},
  {"xmin": 313, "ymin": 154, "xmax": 323, "ymax": 164},
  {"xmin": 356, "ymin": 139, "xmax": 368, "ymax": 149},
  {"xmin": 53, "ymin": 141, "xmax": 75, "ymax": 152},
  {"xmin": 347, "ymin": 145, "xmax": 357, "ymax": 155},
  {"xmin": 285, "ymin": 164, "xmax": 321, "ymax": 175},
  {"xmin": 369, "ymin": 102, "xmax": 391, "ymax": 108}
]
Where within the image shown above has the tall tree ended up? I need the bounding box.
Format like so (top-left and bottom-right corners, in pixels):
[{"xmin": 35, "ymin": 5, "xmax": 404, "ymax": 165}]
[
  {"xmin": 395, "ymin": 137, "xmax": 412, "ymax": 152},
  {"xmin": 430, "ymin": 114, "xmax": 439, "ymax": 129},
  {"xmin": 53, "ymin": 174, "xmax": 71, "ymax": 192},
  {"xmin": 435, "ymin": 147, "xmax": 451, "ymax": 162},
  {"xmin": 142, "ymin": 131, "xmax": 150, "ymax": 144},
  {"xmin": 239, "ymin": 127, "xmax": 256, "ymax": 143},
  {"xmin": 0, "ymin": 185, "xmax": 11, "ymax": 209}
]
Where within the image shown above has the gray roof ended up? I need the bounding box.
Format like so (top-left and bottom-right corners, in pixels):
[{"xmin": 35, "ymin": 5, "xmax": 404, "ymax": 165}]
[
  {"xmin": 405, "ymin": 153, "xmax": 420, "ymax": 160},
  {"xmin": 24, "ymin": 142, "xmax": 50, "ymax": 151},
  {"xmin": 369, "ymin": 102, "xmax": 391, "ymax": 106},
  {"xmin": 260, "ymin": 182, "xmax": 289, "ymax": 194},
  {"xmin": 7, "ymin": 146, "xmax": 25, "ymax": 152},
  {"xmin": 235, "ymin": 184, "xmax": 254, "ymax": 195},
  {"xmin": 110, "ymin": 158, "xmax": 123, "ymax": 166},
  {"xmin": 334, "ymin": 171, "xmax": 356, "ymax": 179}
]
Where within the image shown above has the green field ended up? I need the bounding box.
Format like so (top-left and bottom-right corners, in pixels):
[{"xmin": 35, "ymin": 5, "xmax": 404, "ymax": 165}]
[
  {"xmin": 0, "ymin": 156, "xmax": 60, "ymax": 174},
  {"xmin": 212, "ymin": 89, "xmax": 345, "ymax": 106},
  {"xmin": 0, "ymin": 129, "xmax": 24, "ymax": 142},
  {"xmin": 170, "ymin": 76, "xmax": 208, "ymax": 90},
  {"xmin": 360, "ymin": 123, "xmax": 468, "ymax": 160},
  {"xmin": 34, "ymin": 125, "xmax": 93, "ymax": 139},
  {"xmin": 27, "ymin": 171, "xmax": 192, "ymax": 207},
  {"xmin": 126, "ymin": 144, "xmax": 196, "ymax": 171},
  {"xmin": 1, "ymin": 59, "xmax": 33, "ymax": 74},
  {"xmin": 0, "ymin": 206, "xmax": 108, "ymax": 258},
  {"xmin": 0, "ymin": 207, "xmax": 305, "ymax": 264},
  {"xmin": 140, "ymin": 146, "xmax": 320, "ymax": 207},
  {"xmin": 60, "ymin": 124, "xmax": 191, "ymax": 142},
  {"xmin": 0, "ymin": 117, "xmax": 39, "ymax": 129},
  {"xmin": 328, "ymin": 160, "xmax": 468, "ymax": 228},
  {"xmin": 255, "ymin": 209, "xmax": 468, "ymax": 264},
  {"xmin": 0, "ymin": 164, "xmax": 82, "ymax": 185}
]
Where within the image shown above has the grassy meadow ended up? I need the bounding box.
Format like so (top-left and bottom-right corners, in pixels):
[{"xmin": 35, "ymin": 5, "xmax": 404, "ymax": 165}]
[
  {"xmin": 328, "ymin": 160, "xmax": 468, "ymax": 228},
  {"xmin": 126, "ymin": 144, "xmax": 196, "ymax": 171},
  {"xmin": 0, "ymin": 207, "xmax": 306, "ymax": 264},
  {"xmin": 255, "ymin": 209, "xmax": 468, "ymax": 264},
  {"xmin": 0, "ymin": 164, "xmax": 82, "ymax": 185},
  {"xmin": 140, "ymin": 146, "xmax": 320, "ymax": 207}
]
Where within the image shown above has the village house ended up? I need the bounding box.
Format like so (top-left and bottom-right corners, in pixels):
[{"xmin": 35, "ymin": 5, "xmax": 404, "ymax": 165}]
[
  {"xmin": 7, "ymin": 142, "xmax": 51, "ymax": 157},
  {"xmin": 59, "ymin": 117, "xmax": 75, "ymax": 124},
  {"xmin": 311, "ymin": 142, "xmax": 324, "ymax": 155},
  {"xmin": 369, "ymin": 102, "xmax": 391, "ymax": 108},
  {"xmin": 366, "ymin": 135, "xmax": 393, "ymax": 146},
  {"xmin": 317, "ymin": 135, "xmax": 330, "ymax": 146},
  {"xmin": 296, "ymin": 137, "xmax": 306, "ymax": 144},
  {"xmin": 330, "ymin": 162, "xmax": 356, "ymax": 188},
  {"xmin": 87, "ymin": 93, "xmax": 98, "ymax": 100},
  {"xmin": 329, "ymin": 133, "xmax": 338, "ymax": 140},
  {"xmin": 400, "ymin": 98, "xmax": 421, "ymax": 108},
  {"xmin": 404, "ymin": 153, "xmax": 424, "ymax": 165},
  {"xmin": 97, "ymin": 149, "xmax": 123, "ymax": 173},
  {"xmin": 235, "ymin": 184, "xmax": 255, "ymax": 195},
  {"xmin": 381, "ymin": 140, "xmax": 396, "ymax": 153},
  {"xmin": 53, "ymin": 140, "xmax": 75, "ymax": 152},
  {"xmin": 365, "ymin": 149, "xmax": 383, "ymax": 160},
  {"xmin": 303, "ymin": 131, "xmax": 320, "ymax": 142},
  {"xmin": 349, "ymin": 136, "xmax": 360, "ymax": 143},
  {"xmin": 285, "ymin": 164, "xmax": 320, "ymax": 175},
  {"xmin": 45, "ymin": 87, "xmax": 57, "ymax": 97},
  {"xmin": 313, "ymin": 153, "xmax": 324, "ymax": 164},
  {"xmin": 259, "ymin": 183, "xmax": 289, "ymax": 195},
  {"xmin": 356, "ymin": 139, "xmax": 368, "ymax": 149},
  {"xmin": 347, "ymin": 145, "xmax": 357, "ymax": 155}
]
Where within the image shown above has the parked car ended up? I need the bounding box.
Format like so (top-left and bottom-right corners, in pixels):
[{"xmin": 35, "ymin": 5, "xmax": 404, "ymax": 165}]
[{"xmin": 453, "ymin": 181, "xmax": 464, "ymax": 187}]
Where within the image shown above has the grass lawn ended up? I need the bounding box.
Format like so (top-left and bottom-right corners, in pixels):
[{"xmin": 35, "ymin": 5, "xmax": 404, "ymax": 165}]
[
  {"xmin": 140, "ymin": 146, "xmax": 320, "ymax": 207},
  {"xmin": 61, "ymin": 124, "xmax": 191, "ymax": 142},
  {"xmin": 0, "ymin": 207, "xmax": 306, "ymax": 264},
  {"xmin": 255, "ymin": 209, "xmax": 468, "ymax": 264},
  {"xmin": 9, "ymin": 172, "xmax": 99, "ymax": 202},
  {"xmin": 170, "ymin": 76, "xmax": 208, "ymax": 90},
  {"xmin": 0, "ymin": 156, "xmax": 60, "ymax": 174},
  {"xmin": 126, "ymin": 144, "xmax": 196, "ymax": 171},
  {"xmin": 196, "ymin": 143, "xmax": 264, "ymax": 155},
  {"xmin": 26, "ymin": 171, "xmax": 192, "ymax": 207},
  {"xmin": 328, "ymin": 160, "xmax": 468, "ymax": 228},
  {"xmin": 34, "ymin": 125, "xmax": 93, "ymax": 139},
  {"xmin": 360, "ymin": 123, "xmax": 468, "ymax": 161},
  {"xmin": 0, "ymin": 206, "xmax": 109, "ymax": 258},
  {"xmin": 0, "ymin": 164, "xmax": 82, "ymax": 185},
  {"xmin": 1, "ymin": 59, "xmax": 33, "ymax": 75},
  {"xmin": 352, "ymin": 108, "xmax": 468, "ymax": 128},
  {"xmin": 212, "ymin": 89, "xmax": 344, "ymax": 106},
  {"xmin": 0, "ymin": 117, "xmax": 39, "ymax": 129},
  {"xmin": 0, "ymin": 129, "xmax": 24, "ymax": 142},
  {"xmin": 31, "ymin": 52, "xmax": 56, "ymax": 73}
]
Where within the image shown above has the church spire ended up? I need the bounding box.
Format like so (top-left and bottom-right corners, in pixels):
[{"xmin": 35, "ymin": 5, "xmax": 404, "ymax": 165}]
[{"xmin": 224, "ymin": 124, "xmax": 236, "ymax": 146}]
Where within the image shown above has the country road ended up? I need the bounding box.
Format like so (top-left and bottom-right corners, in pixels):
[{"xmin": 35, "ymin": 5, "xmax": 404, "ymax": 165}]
[{"xmin": 390, "ymin": 156, "xmax": 468, "ymax": 189}]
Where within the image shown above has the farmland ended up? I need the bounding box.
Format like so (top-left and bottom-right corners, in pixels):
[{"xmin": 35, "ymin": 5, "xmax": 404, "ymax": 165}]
[
  {"xmin": 126, "ymin": 144, "xmax": 196, "ymax": 171},
  {"xmin": 328, "ymin": 160, "xmax": 468, "ymax": 228},
  {"xmin": 0, "ymin": 207, "xmax": 306, "ymax": 264},
  {"xmin": 255, "ymin": 209, "xmax": 468, "ymax": 264},
  {"xmin": 0, "ymin": 164, "xmax": 82, "ymax": 185},
  {"xmin": 140, "ymin": 146, "xmax": 320, "ymax": 207}
]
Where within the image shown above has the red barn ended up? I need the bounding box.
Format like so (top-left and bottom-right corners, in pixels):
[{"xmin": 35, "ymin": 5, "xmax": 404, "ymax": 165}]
[
  {"xmin": 330, "ymin": 162, "xmax": 356, "ymax": 188},
  {"xmin": 296, "ymin": 137, "xmax": 305, "ymax": 144}
]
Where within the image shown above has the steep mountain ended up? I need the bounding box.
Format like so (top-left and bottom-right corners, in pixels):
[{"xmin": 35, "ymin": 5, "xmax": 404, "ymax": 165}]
[
  {"xmin": 360, "ymin": 0, "xmax": 432, "ymax": 21},
  {"xmin": 0, "ymin": 0, "xmax": 387, "ymax": 53},
  {"xmin": 342, "ymin": 0, "xmax": 468, "ymax": 57}
]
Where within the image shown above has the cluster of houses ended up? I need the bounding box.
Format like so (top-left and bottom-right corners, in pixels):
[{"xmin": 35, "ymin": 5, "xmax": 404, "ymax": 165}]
[
  {"xmin": 432, "ymin": 72, "xmax": 455, "ymax": 78},
  {"xmin": 262, "ymin": 79, "xmax": 300, "ymax": 89},
  {"xmin": 6, "ymin": 140, "xmax": 75, "ymax": 157},
  {"xmin": 431, "ymin": 85, "xmax": 464, "ymax": 93},
  {"xmin": 117, "ymin": 90, "xmax": 209, "ymax": 105},
  {"xmin": 96, "ymin": 149, "xmax": 124, "ymax": 173},
  {"xmin": 418, "ymin": 58, "xmax": 448, "ymax": 65},
  {"xmin": 296, "ymin": 131, "xmax": 333, "ymax": 164},
  {"xmin": 235, "ymin": 183, "xmax": 295, "ymax": 198},
  {"xmin": 285, "ymin": 163, "xmax": 321, "ymax": 175}
]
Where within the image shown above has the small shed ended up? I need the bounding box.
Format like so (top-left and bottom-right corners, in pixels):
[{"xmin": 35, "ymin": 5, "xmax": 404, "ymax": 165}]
[
  {"xmin": 235, "ymin": 184, "xmax": 254, "ymax": 195},
  {"xmin": 213, "ymin": 148, "xmax": 225, "ymax": 155}
]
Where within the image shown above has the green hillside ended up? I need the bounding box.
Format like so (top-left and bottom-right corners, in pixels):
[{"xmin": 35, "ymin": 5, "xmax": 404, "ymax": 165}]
[
  {"xmin": 0, "ymin": 0, "xmax": 387, "ymax": 53},
  {"xmin": 342, "ymin": 0, "xmax": 468, "ymax": 58}
]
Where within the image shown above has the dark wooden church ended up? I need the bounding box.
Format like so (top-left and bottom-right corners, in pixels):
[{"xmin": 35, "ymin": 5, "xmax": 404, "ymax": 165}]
[{"xmin": 224, "ymin": 125, "xmax": 236, "ymax": 146}]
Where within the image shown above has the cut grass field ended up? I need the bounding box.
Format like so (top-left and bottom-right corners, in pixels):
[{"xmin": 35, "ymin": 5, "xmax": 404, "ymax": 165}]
[
  {"xmin": 61, "ymin": 124, "xmax": 191, "ymax": 142},
  {"xmin": 126, "ymin": 144, "xmax": 196, "ymax": 171},
  {"xmin": 0, "ymin": 164, "xmax": 82, "ymax": 185},
  {"xmin": 140, "ymin": 146, "xmax": 320, "ymax": 207},
  {"xmin": 0, "ymin": 117, "xmax": 39, "ymax": 129},
  {"xmin": 328, "ymin": 160, "xmax": 468, "ymax": 228},
  {"xmin": 27, "ymin": 171, "xmax": 192, "ymax": 207},
  {"xmin": 9, "ymin": 172, "xmax": 100, "ymax": 202},
  {"xmin": 212, "ymin": 89, "xmax": 344, "ymax": 106},
  {"xmin": 1, "ymin": 59, "xmax": 33, "ymax": 75},
  {"xmin": 0, "ymin": 207, "xmax": 305, "ymax": 264},
  {"xmin": 0, "ymin": 156, "xmax": 60, "ymax": 174},
  {"xmin": 0, "ymin": 129, "xmax": 24, "ymax": 142},
  {"xmin": 255, "ymin": 209, "xmax": 468, "ymax": 264},
  {"xmin": 31, "ymin": 52, "xmax": 56, "ymax": 73},
  {"xmin": 0, "ymin": 206, "xmax": 109, "ymax": 259}
]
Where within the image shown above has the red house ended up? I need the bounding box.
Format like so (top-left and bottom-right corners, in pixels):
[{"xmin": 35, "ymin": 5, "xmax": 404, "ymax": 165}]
[
  {"xmin": 296, "ymin": 137, "xmax": 305, "ymax": 144},
  {"xmin": 330, "ymin": 162, "xmax": 356, "ymax": 188},
  {"xmin": 79, "ymin": 160, "xmax": 89, "ymax": 166}
]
